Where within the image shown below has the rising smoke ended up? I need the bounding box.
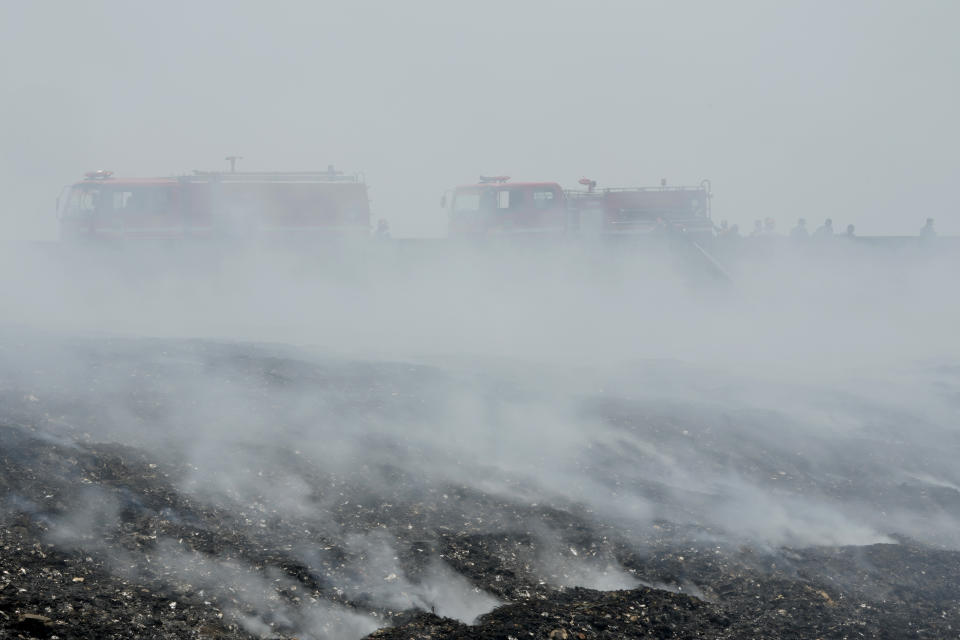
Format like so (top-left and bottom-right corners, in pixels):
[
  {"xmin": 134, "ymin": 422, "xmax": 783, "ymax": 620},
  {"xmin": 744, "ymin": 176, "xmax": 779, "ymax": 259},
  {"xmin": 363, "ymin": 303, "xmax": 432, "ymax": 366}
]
[
  {"xmin": 1, "ymin": 239, "xmax": 959, "ymax": 638},
  {"xmin": 2, "ymin": 3, "xmax": 960, "ymax": 638}
]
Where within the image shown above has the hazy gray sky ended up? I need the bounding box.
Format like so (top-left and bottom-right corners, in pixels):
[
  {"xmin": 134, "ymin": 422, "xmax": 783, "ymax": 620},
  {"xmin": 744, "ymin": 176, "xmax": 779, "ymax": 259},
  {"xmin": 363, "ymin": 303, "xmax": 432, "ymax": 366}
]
[{"xmin": 2, "ymin": 0, "xmax": 957, "ymax": 239}]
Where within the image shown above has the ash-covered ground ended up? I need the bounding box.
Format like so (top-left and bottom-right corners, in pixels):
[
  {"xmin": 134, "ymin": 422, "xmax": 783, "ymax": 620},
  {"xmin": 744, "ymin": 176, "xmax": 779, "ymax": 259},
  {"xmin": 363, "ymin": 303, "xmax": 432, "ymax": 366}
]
[
  {"xmin": 1, "ymin": 247, "xmax": 960, "ymax": 639},
  {"xmin": 2, "ymin": 334, "xmax": 960, "ymax": 639}
]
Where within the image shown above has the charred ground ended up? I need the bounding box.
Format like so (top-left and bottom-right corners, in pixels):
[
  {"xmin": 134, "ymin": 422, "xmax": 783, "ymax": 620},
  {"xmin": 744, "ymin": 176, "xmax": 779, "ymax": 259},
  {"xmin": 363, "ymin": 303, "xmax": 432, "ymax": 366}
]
[{"xmin": 1, "ymin": 335, "xmax": 959, "ymax": 639}]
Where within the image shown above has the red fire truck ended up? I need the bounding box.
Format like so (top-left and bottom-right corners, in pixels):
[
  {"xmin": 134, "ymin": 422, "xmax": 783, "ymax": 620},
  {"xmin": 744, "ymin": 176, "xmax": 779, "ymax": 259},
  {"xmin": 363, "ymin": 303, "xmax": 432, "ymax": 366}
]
[
  {"xmin": 446, "ymin": 176, "xmax": 712, "ymax": 238},
  {"xmin": 58, "ymin": 167, "xmax": 371, "ymax": 243}
]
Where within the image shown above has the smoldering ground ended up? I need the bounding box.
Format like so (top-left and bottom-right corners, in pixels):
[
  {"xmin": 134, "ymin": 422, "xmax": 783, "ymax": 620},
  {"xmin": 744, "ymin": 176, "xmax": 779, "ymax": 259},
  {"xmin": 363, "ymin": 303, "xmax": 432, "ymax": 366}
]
[{"xmin": 1, "ymin": 241, "xmax": 960, "ymax": 638}]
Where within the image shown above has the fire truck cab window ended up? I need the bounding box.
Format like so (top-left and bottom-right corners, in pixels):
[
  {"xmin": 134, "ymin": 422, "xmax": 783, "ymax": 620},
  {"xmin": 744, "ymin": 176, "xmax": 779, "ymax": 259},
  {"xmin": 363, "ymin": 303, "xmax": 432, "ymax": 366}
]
[
  {"xmin": 532, "ymin": 190, "xmax": 555, "ymax": 209},
  {"xmin": 112, "ymin": 191, "xmax": 136, "ymax": 211},
  {"xmin": 453, "ymin": 192, "xmax": 480, "ymax": 212},
  {"xmin": 109, "ymin": 188, "xmax": 171, "ymax": 214},
  {"xmin": 67, "ymin": 187, "xmax": 101, "ymax": 214},
  {"xmin": 498, "ymin": 189, "xmax": 523, "ymax": 209}
]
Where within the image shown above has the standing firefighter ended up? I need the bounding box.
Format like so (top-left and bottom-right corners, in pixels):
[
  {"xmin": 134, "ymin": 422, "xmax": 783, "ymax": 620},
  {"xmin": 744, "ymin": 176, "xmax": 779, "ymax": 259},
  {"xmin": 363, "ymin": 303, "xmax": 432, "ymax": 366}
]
[
  {"xmin": 813, "ymin": 218, "xmax": 834, "ymax": 239},
  {"xmin": 374, "ymin": 219, "xmax": 391, "ymax": 239},
  {"xmin": 790, "ymin": 218, "xmax": 809, "ymax": 239},
  {"xmin": 763, "ymin": 217, "xmax": 778, "ymax": 236}
]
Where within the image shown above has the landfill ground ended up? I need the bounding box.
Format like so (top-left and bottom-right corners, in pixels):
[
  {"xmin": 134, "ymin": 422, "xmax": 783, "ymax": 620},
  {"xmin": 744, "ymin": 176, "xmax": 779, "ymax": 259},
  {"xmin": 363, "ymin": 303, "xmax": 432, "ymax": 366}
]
[{"xmin": 1, "ymin": 330, "xmax": 959, "ymax": 640}]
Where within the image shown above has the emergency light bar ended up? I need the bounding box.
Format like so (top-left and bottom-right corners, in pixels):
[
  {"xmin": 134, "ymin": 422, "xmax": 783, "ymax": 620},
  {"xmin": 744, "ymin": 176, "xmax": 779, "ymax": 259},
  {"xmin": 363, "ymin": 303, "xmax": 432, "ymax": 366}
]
[
  {"xmin": 83, "ymin": 170, "xmax": 114, "ymax": 180},
  {"xmin": 479, "ymin": 175, "xmax": 510, "ymax": 184}
]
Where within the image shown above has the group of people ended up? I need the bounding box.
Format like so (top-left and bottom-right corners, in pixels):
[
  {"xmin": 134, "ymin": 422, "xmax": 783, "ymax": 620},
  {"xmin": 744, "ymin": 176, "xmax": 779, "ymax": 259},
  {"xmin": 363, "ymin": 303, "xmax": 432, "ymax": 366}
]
[
  {"xmin": 785, "ymin": 218, "xmax": 855, "ymax": 240},
  {"xmin": 714, "ymin": 217, "xmax": 938, "ymax": 241}
]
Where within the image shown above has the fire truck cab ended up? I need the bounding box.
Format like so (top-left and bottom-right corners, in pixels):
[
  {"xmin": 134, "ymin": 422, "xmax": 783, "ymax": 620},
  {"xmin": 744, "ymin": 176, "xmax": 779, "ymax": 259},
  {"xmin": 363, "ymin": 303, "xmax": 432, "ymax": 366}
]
[
  {"xmin": 58, "ymin": 172, "xmax": 181, "ymax": 241},
  {"xmin": 447, "ymin": 177, "xmax": 570, "ymax": 237}
]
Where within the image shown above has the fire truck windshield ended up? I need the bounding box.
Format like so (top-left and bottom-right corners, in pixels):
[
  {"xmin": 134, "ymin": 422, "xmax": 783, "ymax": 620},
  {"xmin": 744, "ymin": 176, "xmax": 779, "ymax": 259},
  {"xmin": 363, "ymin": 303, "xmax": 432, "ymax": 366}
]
[
  {"xmin": 452, "ymin": 191, "xmax": 481, "ymax": 213},
  {"xmin": 60, "ymin": 185, "xmax": 101, "ymax": 217},
  {"xmin": 453, "ymin": 187, "xmax": 524, "ymax": 212}
]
